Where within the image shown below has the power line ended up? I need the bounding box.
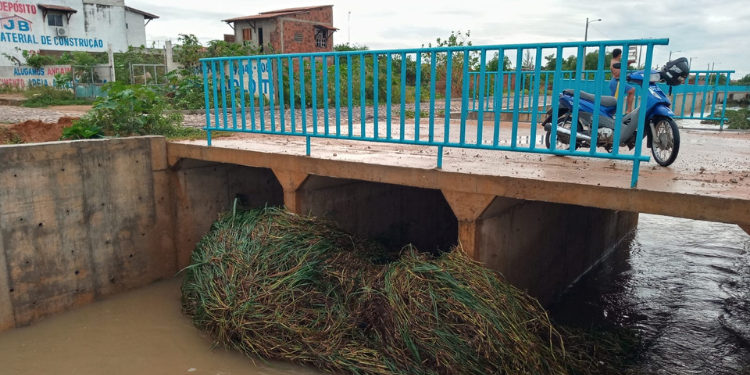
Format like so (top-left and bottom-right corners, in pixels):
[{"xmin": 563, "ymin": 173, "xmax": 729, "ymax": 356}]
[{"xmin": 589, "ymin": 24, "xmax": 612, "ymax": 40}]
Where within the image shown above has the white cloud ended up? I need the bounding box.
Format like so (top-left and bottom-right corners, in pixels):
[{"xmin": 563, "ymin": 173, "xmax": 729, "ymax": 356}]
[{"xmin": 128, "ymin": 0, "xmax": 750, "ymax": 77}]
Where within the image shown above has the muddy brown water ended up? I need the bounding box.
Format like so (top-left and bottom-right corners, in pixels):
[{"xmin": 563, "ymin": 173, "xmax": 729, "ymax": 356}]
[
  {"xmin": 0, "ymin": 277, "xmax": 324, "ymax": 375},
  {"xmin": 0, "ymin": 214, "xmax": 748, "ymax": 374}
]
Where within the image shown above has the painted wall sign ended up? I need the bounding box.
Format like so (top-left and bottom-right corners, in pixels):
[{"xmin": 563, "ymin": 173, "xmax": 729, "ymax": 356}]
[{"xmin": 214, "ymin": 60, "xmax": 272, "ymax": 98}]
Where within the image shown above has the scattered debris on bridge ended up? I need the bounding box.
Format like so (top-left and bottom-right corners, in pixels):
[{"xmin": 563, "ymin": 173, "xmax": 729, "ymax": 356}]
[{"xmin": 181, "ymin": 207, "xmax": 630, "ymax": 375}]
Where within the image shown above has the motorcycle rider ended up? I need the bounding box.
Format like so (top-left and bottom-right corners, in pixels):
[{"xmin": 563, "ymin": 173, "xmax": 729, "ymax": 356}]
[{"xmin": 609, "ymin": 48, "xmax": 637, "ymax": 113}]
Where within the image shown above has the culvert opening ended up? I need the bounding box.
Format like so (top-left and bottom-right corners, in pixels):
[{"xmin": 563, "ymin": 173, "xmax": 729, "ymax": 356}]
[{"xmin": 297, "ymin": 175, "xmax": 458, "ymax": 254}]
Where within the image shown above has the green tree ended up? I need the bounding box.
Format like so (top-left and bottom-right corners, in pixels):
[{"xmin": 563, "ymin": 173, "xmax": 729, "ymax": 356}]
[
  {"xmin": 334, "ymin": 43, "xmax": 369, "ymax": 52},
  {"xmin": 733, "ymin": 74, "xmax": 750, "ymax": 86}
]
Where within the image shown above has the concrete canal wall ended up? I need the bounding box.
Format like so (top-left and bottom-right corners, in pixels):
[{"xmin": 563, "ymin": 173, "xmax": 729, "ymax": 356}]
[
  {"xmin": 0, "ymin": 137, "xmax": 175, "ymax": 332},
  {"xmin": 0, "ymin": 136, "xmax": 639, "ymax": 332}
]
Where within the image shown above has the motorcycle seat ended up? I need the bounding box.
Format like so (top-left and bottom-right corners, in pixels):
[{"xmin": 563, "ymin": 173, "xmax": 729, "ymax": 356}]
[{"xmin": 563, "ymin": 89, "xmax": 618, "ymax": 107}]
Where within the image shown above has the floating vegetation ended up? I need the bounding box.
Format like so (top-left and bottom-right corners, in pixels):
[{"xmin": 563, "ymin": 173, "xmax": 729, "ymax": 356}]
[{"xmin": 182, "ymin": 207, "xmax": 633, "ymax": 374}]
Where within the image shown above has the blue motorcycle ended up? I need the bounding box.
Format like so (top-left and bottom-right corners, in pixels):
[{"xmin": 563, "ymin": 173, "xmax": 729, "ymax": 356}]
[{"xmin": 541, "ymin": 58, "xmax": 690, "ymax": 166}]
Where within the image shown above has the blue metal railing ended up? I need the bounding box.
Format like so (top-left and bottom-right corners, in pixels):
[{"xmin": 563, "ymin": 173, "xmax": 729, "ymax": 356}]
[
  {"xmin": 469, "ymin": 69, "xmax": 744, "ymax": 130},
  {"xmin": 201, "ymin": 39, "xmax": 670, "ymax": 188}
]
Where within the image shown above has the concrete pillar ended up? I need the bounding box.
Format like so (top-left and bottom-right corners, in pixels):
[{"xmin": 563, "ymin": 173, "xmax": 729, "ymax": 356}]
[
  {"xmin": 165, "ymin": 40, "xmax": 177, "ymax": 73},
  {"xmin": 272, "ymin": 169, "xmax": 309, "ymax": 215},
  {"xmin": 441, "ymin": 190, "xmax": 496, "ymax": 260},
  {"xmin": 107, "ymin": 44, "xmax": 115, "ymax": 82}
]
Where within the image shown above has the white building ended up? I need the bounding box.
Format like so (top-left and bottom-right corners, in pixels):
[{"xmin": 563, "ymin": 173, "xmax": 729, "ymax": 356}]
[{"xmin": 0, "ymin": 0, "xmax": 157, "ymax": 68}]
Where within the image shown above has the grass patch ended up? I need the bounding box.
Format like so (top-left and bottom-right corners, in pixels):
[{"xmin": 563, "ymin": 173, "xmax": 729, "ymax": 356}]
[
  {"xmin": 182, "ymin": 206, "xmax": 637, "ymax": 375},
  {"xmin": 22, "ymin": 87, "xmax": 94, "ymax": 108}
]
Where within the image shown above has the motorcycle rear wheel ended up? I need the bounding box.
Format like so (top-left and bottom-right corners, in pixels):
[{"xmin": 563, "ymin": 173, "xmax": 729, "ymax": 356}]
[
  {"xmin": 651, "ymin": 117, "xmax": 680, "ymax": 167},
  {"xmin": 545, "ymin": 115, "xmax": 579, "ymax": 152}
]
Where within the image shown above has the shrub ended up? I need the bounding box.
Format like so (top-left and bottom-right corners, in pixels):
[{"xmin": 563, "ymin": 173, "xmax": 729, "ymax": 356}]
[
  {"xmin": 22, "ymin": 86, "xmax": 93, "ymax": 107},
  {"xmin": 75, "ymin": 82, "xmax": 201, "ymax": 138},
  {"xmin": 61, "ymin": 123, "xmax": 104, "ymax": 140},
  {"xmin": 726, "ymin": 108, "xmax": 750, "ymax": 130}
]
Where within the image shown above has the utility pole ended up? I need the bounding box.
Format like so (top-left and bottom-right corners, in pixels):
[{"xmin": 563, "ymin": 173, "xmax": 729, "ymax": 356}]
[{"xmin": 348, "ymin": 11, "xmax": 351, "ymax": 45}]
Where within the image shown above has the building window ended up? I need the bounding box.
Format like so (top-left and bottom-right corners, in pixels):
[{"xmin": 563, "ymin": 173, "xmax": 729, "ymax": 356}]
[
  {"xmin": 48, "ymin": 13, "xmax": 64, "ymax": 27},
  {"xmin": 316, "ymin": 30, "xmax": 327, "ymax": 48}
]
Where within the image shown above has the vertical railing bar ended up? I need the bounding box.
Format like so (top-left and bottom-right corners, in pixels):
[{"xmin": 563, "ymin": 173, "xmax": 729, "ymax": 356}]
[
  {"xmin": 299, "ymin": 57, "xmax": 307, "ymax": 135},
  {"xmin": 521, "ymin": 71, "xmax": 527, "ymax": 114},
  {"xmin": 248, "ymin": 58, "xmax": 256, "ymax": 131},
  {"xmin": 511, "ymin": 48, "xmax": 523, "ymax": 149},
  {"xmin": 720, "ymin": 72, "xmax": 731, "ymax": 130},
  {"xmin": 493, "ymin": 48, "xmax": 504, "ymax": 147},
  {"xmin": 529, "ymin": 47, "xmax": 542, "ymax": 149},
  {"xmin": 568, "ymin": 46, "xmax": 585, "ymax": 153},
  {"xmin": 257, "ymin": 58, "xmax": 265, "ymax": 131},
  {"xmin": 347, "ymin": 55, "xmax": 353, "ymax": 137},
  {"xmin": 288, "ymin": 57, "xmax": 296, "ymax": 134},
  {"xmin": 631, "ymin": 43, "xmax": 654, "ymax": 188},
  {"xmin": 429, "ymin": 51, "xmax": 436, "ymax": 143},
  {"xmin": 360, "ymin": 53, "xmax": 366, "ymax": 138},
  {"xmin": 477, "ymin": 48, "xmax": 486, "ymax": 145},
  {"xmin": 335, "ymin": 55, "xmax": 341, "ymax": 136},
  {"xmin": 444, "ymin": 52, "xmax": 453, "ymax": 144},
  {"xmin": 415, "ymin": 52, "xmax": 422, "ymax": 141},
  {"xmin": 550, "ymin": 46, "xmax": 563, "ymax": 150},
  {"xmin": 589, "ymin": 44, "xmax": 605, "ymax": 154},
  {"xmin": 373, "ymin": 54, "xmax": 379, "ymax": 139},
  {"xmin": 202, "ymin": 61, "xmax": 212, "ymax": 145},
  {"xmin": 229, "ymin": 60, "xmax": 237, "ymax": 129},
  {"xmin": 612, "ymin": 43, "xmax": 630, "ymax": 155},
  {"xmin": 268, "ymin": 59, "xmax": 276, "ymax": 132},
  {"xmin": 323, "ymin": 55, "xmax": 329, "ymax": 136},
  {"xmin": 238, "ymin": 59, "xmax": 247, "ymax": 130},
  {"xmin": 387, "ymin": 54, "xmax": 393, "ymax": 140},
  {"xmin": 277, "ymin": 57, "xmax": 285, "ymax": 133},
  {"xmin": 311, "ymin": 56, "xmax": 318, "ymax": 135},
  {"xmin": 400, "ymin": 53, "xmax": 406, "ymax": 141},
  {"xmin": 219, "ymin": 62, "xmax": 229, "ymax": 129},
  {"xmin": 460, "ymin": 50, "xmax": 470, "ymax": 145},
  {"xmin": 543, "ymin": 71, "xmax": 549, "ymax": 113}
]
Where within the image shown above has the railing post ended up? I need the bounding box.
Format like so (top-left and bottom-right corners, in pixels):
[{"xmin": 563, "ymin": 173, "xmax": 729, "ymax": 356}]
[
  {"xmin": 201, "ymin": 60, "xmax": 212, "ymax": 146},
  {"xmin": 720, "ymin": 72, "xmax": 731, "ymax": 130},
  {"xmin": 631, "ymin": 43, "xmax": 655, "ymax": 188}
]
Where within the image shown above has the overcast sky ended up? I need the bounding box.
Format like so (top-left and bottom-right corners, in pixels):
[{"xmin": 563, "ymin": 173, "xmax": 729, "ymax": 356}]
[{"xmin": 128, "ymin": 0, "xmax": 750, "ymax": 77}]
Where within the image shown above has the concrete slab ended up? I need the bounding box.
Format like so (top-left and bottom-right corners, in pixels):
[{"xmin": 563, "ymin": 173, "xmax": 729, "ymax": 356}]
[{"xmin": 170, "ymin": 120, "xmax": 750, "ymax": 226}]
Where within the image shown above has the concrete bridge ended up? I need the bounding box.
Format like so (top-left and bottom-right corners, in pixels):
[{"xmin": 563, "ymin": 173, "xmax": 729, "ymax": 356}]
[{"xmin": 0, "ymin": 125, "xmax": 748, "ymax": 332}]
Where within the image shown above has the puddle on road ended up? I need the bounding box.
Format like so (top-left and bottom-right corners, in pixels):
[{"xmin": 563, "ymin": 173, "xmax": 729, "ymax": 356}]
[{"xmin": 0, "ymin": 277, "xmax": 324, "ymax": 375}]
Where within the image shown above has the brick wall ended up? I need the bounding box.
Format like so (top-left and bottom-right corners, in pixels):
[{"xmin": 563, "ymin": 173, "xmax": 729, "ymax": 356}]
[{"xmin": 280, "ymin": 6, "xmax": 334, "ymax": 54}]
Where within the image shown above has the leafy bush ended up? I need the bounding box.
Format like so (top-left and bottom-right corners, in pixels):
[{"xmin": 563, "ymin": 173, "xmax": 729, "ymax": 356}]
[
  {"xmin": 726, "ymin": 108, "xmax": 750, "ymax": 130},
  {"xmin": 22, "ymin": 87, "xmax": 93, "ymax": 107},
  {"xmin": 75, "ymin": 82, "xmax": 201, "ymax": 138},
  {"xmin": 61, "ymin": 123, "xmax": 104, "ymax": 140}
]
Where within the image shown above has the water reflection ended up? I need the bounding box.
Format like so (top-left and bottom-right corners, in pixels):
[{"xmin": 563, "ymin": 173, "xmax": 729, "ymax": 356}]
[{"xmin": 550, "ymin": 214, "xmax": 750, "ymax": 374}]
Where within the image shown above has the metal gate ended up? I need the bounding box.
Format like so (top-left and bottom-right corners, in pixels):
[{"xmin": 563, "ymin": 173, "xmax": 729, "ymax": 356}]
[{"xmin": 130, "ymin": 64, "xmax": 168, "ymax": 86}]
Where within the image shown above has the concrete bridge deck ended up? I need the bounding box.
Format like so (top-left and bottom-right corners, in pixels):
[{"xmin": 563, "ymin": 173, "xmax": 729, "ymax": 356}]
[{"xmin": 170, "ymin": 125, "xmax": 750, "ymax": 231}]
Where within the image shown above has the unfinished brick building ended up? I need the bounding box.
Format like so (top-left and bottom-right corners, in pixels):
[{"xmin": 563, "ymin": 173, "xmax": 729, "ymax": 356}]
[{"xmin": 222, "ymin": 5, "xmax": 337, "ymax": 54}]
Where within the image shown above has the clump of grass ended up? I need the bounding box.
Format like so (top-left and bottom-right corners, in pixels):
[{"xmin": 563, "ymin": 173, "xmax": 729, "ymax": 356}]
[
  {"xmin": 182, "ymin": 206, "xmax": 635, "ymax": 375},
  {"xmin": 22, "ymin": 86, "xmax": 93, "ymax": 108}
]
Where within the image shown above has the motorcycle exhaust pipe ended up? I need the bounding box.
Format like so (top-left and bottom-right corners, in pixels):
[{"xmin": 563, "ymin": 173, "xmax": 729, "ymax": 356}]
[{"xmin": 555, "ymin": 127, "xmax": 591, "ymax": 142}]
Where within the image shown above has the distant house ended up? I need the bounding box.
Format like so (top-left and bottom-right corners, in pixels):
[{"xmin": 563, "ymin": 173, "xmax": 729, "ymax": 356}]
[{"xmin": 222, "ymin": 5, "xmax": 337, "ymax": 54}]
